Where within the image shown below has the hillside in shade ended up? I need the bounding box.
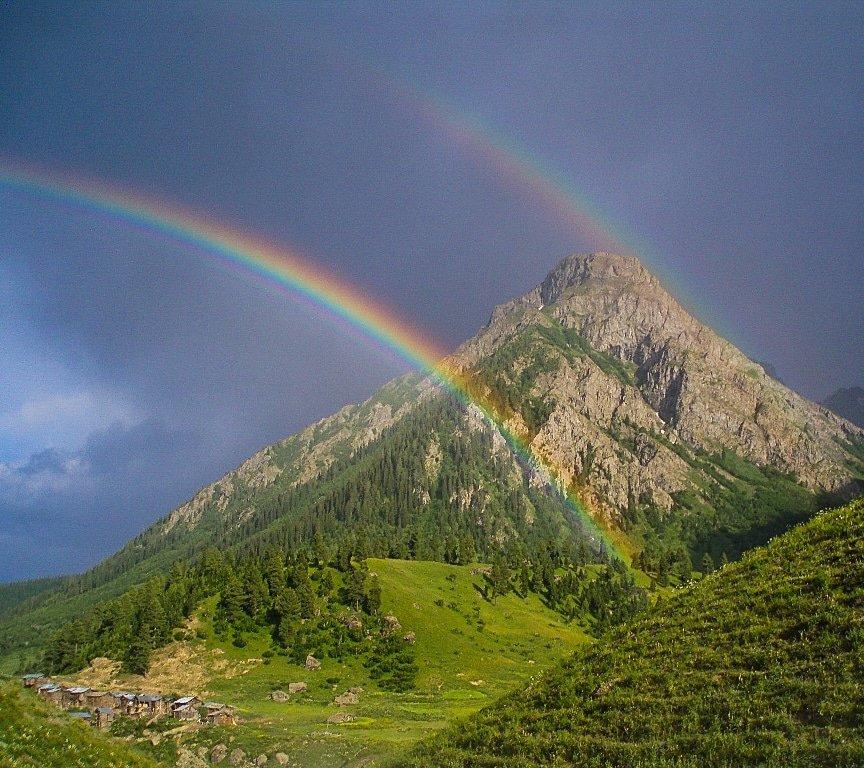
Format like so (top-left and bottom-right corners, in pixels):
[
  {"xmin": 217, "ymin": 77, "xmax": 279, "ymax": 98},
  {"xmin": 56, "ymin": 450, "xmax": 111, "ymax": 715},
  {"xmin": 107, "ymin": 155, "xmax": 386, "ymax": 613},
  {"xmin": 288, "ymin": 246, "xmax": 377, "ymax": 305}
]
[
  {"xmin": 3, "ymin": 252, "xmax": 863, "ymax": 672},
  {"xmin": 398, "ymin": 497, "xmax": 864, "ymax": 767},
  {"xmin": 825, "ymin": 386, "xmax": 864, "ymax": 428}
]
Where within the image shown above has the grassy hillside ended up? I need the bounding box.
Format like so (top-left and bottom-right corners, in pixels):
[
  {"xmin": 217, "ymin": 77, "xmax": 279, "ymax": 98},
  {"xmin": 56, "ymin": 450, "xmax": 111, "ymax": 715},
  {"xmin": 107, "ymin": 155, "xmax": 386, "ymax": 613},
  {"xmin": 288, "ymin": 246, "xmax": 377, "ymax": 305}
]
[
  {"xmin": 0, "ymin": 680, "xmax": 161, "ymax": 768},
  {"xmin": 50, "ymin": 559, "xmax": 591, "ymax": 767},
  {"xmin": 398, "ymin": 497, "xmax": 864, "ymax": 767}
]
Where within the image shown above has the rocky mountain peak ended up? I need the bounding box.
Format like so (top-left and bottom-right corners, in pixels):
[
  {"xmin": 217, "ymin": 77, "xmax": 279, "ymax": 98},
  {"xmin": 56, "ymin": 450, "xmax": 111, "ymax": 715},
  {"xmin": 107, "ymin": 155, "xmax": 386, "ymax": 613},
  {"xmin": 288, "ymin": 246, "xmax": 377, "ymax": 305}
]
[{"xmin": 537, "ymin": 251, "xmax": 655, "ymax": 306}]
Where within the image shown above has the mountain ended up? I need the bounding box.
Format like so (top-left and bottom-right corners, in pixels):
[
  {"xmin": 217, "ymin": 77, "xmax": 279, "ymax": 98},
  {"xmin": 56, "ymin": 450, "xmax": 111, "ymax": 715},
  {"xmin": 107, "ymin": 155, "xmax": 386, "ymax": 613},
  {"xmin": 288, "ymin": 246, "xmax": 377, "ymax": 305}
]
[
  {"xmin": 3, "ymin": 252, "xmax": 864, "ymax": 670},
  {"xmin": 398, "ymin": 497, "xmax": 864, "ymax": 767},
  {"xmin": 824, "ymin": 386, "xmax": 864, "ymax": 428}
]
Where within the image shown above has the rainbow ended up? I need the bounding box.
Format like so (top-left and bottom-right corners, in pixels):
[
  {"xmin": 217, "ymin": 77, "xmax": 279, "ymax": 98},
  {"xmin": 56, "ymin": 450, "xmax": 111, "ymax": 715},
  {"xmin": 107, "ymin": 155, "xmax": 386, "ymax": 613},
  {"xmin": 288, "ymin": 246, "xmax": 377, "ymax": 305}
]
[{"xmin": 0, "ymin": 161, "xmax": 619, "ymax": 556}]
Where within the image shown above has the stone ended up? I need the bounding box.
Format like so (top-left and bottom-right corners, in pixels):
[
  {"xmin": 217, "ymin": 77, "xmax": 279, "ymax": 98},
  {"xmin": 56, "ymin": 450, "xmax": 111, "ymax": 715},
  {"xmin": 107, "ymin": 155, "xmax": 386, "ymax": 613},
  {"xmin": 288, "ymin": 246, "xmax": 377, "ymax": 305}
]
[
  {"xmin": 255, "ymin": 755, "xmax": 268, "ymax": 766},
  {"xmin": 269, "ymin": 690, "xmax": 289, "ymax": 702},
  {"xmin": 273, "ymin": 755, "xmax": 289, "ymax": 766},
  {"xmin": 326, "ymin": 712, "xmax": 354, "ymax": 724},
  {"xmin": 304, "ymin": 655, "xmax": 321, "ymax": 670},
  {"xmin": 333, "ymin": 691, "xmax": 359, "ymax": 706},
  {"xmin": 403, "ymin": 631, "xmax": 416, "ymax": 644},
  {"xmin": 210, "ymin": 744, "xmax": 228, "ymax": 764},
  {"xmin": 382, "ymin": 615, "xmax": 401, "ymax": 632},
  {"xmin": 287, "ymin": 682, "xmax": 307, "ymax": 694},
  {"xmin": 228, "ymin": 748, "xmax": 246, "ymax": 766}
]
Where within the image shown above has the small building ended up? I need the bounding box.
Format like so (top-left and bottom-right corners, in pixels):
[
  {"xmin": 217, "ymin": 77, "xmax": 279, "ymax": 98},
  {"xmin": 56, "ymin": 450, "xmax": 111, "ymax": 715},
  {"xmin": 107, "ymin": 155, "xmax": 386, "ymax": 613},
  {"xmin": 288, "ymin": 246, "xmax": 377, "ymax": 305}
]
[
  {"xmin": 38, "ymin": 683, "xmax": 63, "ymax": 705},
  {"xmin": 85, "ymin": 690, "xmax": 115, "ymax": 709},
  {"xmin": 22, "ymin": 673, "xmax": 47, "ymax": 688},
  {"xmin": 204, "ymin": 706, "xmax": 236, "ymax": 727},
  {"xmin": 112, "ymin": 692, "xmax": 138, "ymax": 716},
  {"xmin": 137, "ymin": 693, "xmax": 167, "ymax": 717},
  {"xmin": 172, "ymin": 703, "xmax": 200, "ymax": 722},
  {"xmin": 63, "ymin": 687, "xmax": 91, "ymax": 709},
  {"xmin": 68, "ymin": 711, "xmax": 92, "ymax": 723},
  {"xmin": 93, "ymin": 707, "xmax": 115, "ymax": 730}
]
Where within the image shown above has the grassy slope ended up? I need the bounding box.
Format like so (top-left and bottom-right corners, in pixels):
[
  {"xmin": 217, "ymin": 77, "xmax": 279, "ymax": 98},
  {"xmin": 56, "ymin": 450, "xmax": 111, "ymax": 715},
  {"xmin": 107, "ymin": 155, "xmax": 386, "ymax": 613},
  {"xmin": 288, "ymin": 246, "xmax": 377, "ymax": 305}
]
[
  {"xmin": 398, "ymin": 498, "xmax": 864, "ymax": 767},
  {"xmin": 0, "ymin": 681, "xmax": 161, "ymax": 768},
  {"xmin": 53, "ymin": 559, "xmax": 589, "ymax": 768}
]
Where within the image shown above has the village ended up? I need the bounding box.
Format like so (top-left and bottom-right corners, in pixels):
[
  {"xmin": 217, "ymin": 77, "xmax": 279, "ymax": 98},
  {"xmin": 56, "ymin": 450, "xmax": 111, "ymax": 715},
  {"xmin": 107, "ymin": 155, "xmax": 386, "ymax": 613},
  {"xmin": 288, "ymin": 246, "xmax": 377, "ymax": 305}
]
[{"xmin": 22, "ymin": 673, "xmax": 236, "ymax": 730}]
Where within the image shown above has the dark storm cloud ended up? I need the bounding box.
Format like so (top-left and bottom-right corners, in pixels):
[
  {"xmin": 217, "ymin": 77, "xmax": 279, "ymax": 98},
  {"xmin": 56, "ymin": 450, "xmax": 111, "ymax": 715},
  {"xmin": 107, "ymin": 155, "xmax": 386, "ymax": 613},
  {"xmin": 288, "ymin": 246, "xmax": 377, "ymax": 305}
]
[{"xmin": 1, "ymin": 2, "xmax": 862, "ymax": 579}]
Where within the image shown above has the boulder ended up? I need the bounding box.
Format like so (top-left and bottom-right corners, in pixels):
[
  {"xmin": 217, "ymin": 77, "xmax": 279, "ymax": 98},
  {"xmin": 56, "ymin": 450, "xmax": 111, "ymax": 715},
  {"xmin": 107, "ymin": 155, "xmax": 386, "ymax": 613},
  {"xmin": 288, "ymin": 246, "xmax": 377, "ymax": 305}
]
[
  {"xmin": 347, "ymin": 617, "xmax": 363, "ymax": 631},
  {"xmin": 287, "ymin": 682, "xmax": 307, "ymax": 694},
  {"xmin": 269, "ymin": 690, "xmax": 289, "ymax": 702},
  {"xmin": 333, "ymin": 691, "xmax": 359, "ymax": 706},
  {"xmin": 326, "ymin": 712, "xmax": 354, "ymax": 724},
  {"xmin": 210, "ymin": 744, "xmax": 227, "ymax": 764},
  {"xmin": 255, "ymin": 755, "xmax": 268, "ymax": 766},
  {"xmin": 403, "ymin": 631, "xmax": 416, "ymax": 644},
  {"xmin": 382, "ymin": 615, "xmax": 401, "ymax": 632},
  {"xmin": 304, "ymin": 655, "xmax": 321, "ymax": 671},
  {"xmin": 228, "ymin": 748, "xmax": 246, "ymax": 766},
  {"xmin": 273, "ymin": 755, "xmax": 289, "ymax": 766}
]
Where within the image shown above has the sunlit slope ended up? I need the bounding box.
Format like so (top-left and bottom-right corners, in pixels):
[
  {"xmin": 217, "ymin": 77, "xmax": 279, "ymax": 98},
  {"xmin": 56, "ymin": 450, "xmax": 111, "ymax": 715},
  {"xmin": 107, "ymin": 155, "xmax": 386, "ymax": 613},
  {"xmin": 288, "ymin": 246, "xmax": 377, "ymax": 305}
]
[
  {"xmin": 399, "ymin": 497, "xmax": 864, "ymax": 767},
  {"xmin": 0, "ymin": 681, "xmax": 161, "ymax": 768}
]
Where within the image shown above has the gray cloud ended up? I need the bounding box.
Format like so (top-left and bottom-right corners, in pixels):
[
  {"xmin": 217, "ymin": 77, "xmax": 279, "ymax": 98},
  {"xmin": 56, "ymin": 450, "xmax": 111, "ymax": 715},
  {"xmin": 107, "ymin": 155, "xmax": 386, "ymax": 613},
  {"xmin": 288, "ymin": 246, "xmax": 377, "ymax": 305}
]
[{"xmin": 0, "ymin": 2, "xmax": 862, "ymax": 580}]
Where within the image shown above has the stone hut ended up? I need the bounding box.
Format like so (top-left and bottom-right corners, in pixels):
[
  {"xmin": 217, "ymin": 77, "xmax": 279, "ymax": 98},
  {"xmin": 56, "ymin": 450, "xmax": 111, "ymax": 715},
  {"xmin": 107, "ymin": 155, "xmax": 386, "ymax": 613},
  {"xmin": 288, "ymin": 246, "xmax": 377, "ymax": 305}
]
[
  {"xmin": 113, "ymin": 692, "xmax": 138, "ymax": 716},
  {"xmin": 204, "ymin": 706, "xmax": 237, "ymax": 726},
  {"xmin": 22, "ymin": 673, "xmax": 47, "ymax": 688},
  {"xmin": 85, "ymin": 690, "xmax": 115, "ymax": 710},
  {"xmin": 38, "ymin": 683, "xmax": 63, "ymax": 705},
  {"xmin": 63, "ymin": 687, "xmax": 91, "ymax": 709},
  {"xmin": 137, "ymin": 693, "xmax": 167, "ymax": 717},
  {"xmin": 171, "ymin": 696, "xmax": 200, "ymax": 721},
  {"xmin": 94, "ymin": 707, "xmax": 115, "ymax": 730}
]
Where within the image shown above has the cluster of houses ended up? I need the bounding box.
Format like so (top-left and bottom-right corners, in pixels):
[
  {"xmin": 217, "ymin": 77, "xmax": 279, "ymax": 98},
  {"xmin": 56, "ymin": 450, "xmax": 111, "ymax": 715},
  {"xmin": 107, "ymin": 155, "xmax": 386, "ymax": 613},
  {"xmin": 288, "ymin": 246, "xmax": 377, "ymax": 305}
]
[{"xmin": 22, "ymin": 673, "xmax": 236, "ymax": 730}]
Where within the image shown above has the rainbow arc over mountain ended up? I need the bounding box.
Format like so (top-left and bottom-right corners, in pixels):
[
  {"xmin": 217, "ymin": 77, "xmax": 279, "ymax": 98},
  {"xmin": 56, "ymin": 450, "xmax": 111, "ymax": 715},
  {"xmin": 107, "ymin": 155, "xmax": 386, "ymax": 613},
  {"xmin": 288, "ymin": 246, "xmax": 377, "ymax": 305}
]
[{"xmin": 0, "ymin": 161, "xmax": 619, "ymax": 556}]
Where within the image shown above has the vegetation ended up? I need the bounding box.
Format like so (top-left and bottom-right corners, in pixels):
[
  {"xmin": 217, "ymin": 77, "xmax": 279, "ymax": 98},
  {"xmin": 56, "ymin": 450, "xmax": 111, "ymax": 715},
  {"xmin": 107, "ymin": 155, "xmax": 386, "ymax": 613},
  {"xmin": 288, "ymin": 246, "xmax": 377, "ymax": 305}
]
[
  {"xmin": 0, "ymin": 680, "xmax": 160, "ymax": 768},
  {"xmin": 42, "ymin": 533, "xmax": 644, "ymax": 680},
  {"xmin": 398, "ymin": 497, "xmax": 864, "ymax": 767}
]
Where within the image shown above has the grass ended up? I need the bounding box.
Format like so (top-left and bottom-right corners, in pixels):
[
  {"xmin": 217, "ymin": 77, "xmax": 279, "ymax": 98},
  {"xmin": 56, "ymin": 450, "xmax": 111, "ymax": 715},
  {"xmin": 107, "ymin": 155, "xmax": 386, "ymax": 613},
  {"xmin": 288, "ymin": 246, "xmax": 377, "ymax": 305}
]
[
  {"xmin": 0, "ymin": 680, "xmax": 161, "ymax": 768},
  {"xmin": 397, "ymin": 497, "xmax": 864, "ymax": 767},
  {"xmin": 49, "ymin": 559, "xmax": 589, "ymax": 767}
]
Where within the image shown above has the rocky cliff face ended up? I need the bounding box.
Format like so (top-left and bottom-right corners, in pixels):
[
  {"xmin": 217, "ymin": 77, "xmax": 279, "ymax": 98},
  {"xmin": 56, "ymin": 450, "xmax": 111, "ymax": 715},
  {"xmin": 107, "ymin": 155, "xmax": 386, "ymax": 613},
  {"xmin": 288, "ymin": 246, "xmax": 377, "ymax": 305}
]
[{"xmin": 451, "ymin": 252, "xmax": 863, "ymax": 526}]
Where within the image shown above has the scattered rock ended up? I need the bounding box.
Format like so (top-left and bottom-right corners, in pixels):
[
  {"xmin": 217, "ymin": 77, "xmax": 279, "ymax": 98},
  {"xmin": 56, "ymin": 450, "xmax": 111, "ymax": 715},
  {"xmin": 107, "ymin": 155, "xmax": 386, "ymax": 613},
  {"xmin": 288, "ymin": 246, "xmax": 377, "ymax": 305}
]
[
  {"xmin": 305, "ymin": 654, "xmax": 321, "ymax": 671},
  {"xmin": 347, "ymin": 616, "xmax": 363, "ymax": 631},
  {"xmin": 176, "ymin": 747, "xmax": 209, "ymax": 768},
  {"xmin": 403, "ymin": 631, "xmax": 416, "ymax": 644},
  {"xmin": 382, "ymin": 615, "xmax": 401, "ymax": 632},
  {"xmin": 287, "ymin": 682, "xmax": 307, "ymax": 694},
  {"xmin": 327, "ymin": 712, "xmax": 354, "ymax": 724},
  {"xmin": 273, "ymin": 755, "xmax": 289, "ymax": 766},
  {"xmin": 210, "ymin": 744, "xmax": 228, "ymax": 764},
  {"xmin": 255, "ymin": 755, "xmax": 268, "ymax": 766},
  {"xmin": 592, "ymin": 677, "xmax": 622, "ymax": 698},
  {"xmin": 228, "ymin": 747, "xmax": 246, "ymax": 766},
  {"xmin": 334, "ymin": 691, "xmax": 359, "ymax": 706},
  {"xmin": 269, "ymin": 690, "xmax": 289, "ymax": 702}
]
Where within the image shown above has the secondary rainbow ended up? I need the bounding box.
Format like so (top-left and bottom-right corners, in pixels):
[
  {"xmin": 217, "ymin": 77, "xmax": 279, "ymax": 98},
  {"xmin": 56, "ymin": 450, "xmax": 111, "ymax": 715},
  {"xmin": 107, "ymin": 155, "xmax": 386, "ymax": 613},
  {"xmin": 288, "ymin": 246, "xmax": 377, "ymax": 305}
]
[{"xmin": 0, "ymin": 162, "xmax": 617, "ymax": 555}]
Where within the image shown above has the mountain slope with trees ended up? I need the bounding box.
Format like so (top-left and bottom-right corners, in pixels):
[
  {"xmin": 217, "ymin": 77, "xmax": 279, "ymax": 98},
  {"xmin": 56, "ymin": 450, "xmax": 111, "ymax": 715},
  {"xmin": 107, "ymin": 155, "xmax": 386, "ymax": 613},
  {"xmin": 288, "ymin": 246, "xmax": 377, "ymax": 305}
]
[{"xmin": 3, "ymin": 253, "xmax": 863, "ymax": 673}]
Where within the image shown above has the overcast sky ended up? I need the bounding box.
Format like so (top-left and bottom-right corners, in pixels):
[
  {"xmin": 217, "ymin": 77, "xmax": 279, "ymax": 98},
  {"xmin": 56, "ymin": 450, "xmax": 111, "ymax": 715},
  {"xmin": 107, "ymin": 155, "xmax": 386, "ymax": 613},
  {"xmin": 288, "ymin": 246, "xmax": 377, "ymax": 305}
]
[{"xmin": 1, "ymin": 2, "xmax": 862, "ymax": 581}]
